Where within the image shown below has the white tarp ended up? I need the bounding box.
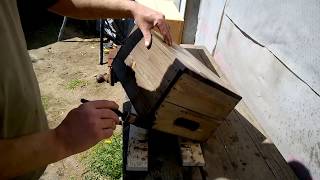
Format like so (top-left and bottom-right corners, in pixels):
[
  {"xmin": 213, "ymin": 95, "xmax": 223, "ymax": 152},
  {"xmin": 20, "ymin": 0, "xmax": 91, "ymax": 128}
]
[
  {"xmin": 195, "ymin": 0, "xmax": 226, "ymax": 53},
  {"xmin": 225, "ymin": 0, "xmax": 320, "ymax": 95},
  {"xmin": 214, "ymin": 17, "xmax": 320, "ymax": 178},
  {"xmin": 195, "ymin": 0, "xmax": 320, "ymax": 178}
]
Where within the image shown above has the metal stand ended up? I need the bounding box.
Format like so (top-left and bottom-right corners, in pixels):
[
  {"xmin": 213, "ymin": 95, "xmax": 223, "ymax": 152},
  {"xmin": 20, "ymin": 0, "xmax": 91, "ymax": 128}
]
[{"xmin": 99, "ymin": 19, "xmax": 104, "ymax": 65}]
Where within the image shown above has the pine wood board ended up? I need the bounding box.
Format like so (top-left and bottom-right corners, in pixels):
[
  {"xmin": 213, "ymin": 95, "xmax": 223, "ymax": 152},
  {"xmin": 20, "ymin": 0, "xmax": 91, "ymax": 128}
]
[
  {"xmin": 115, "ymin": 30, "xmax": 241, "ymax": 132},
  {"xmin": 154, "ymin": 101, "xmax": 220, "ymax": 141},
  {"xmin": 126, "ymin": 125, "xmax": 148, "ymax": 171},
  {"xmin": 179, "ymin": 138, "xmax": 205, "ymax": 167},
  {"xmin": 183, "ymin": 45, "xmax": 298, "ymax": 179},
  {"xmin": 123, "ymin": 43, "xmax": 297, "ymax": 180},
  {"xmin": 164, "ymin": 72, "xmax": 239, "ymax": 119},
  {"xmin": 136, "ymin": 0, "xmax": 184, "ymax": 44}
]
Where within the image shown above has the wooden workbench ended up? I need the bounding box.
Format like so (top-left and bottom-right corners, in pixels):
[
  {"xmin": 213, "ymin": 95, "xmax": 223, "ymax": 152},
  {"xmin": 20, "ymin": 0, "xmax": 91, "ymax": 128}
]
[{"xmin": 123, "ymin": 45, "xmax": 297, "ymax": 180}]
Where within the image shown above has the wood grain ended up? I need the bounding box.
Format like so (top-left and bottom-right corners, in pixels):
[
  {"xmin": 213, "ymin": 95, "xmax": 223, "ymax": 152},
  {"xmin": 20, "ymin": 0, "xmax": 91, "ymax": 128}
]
[
  {"xmin": 183, "ymin": 45, "xmax": 298, "ymax": 179},
  {"xmin": 154, "ymin": 101, "xmax": 220, "ymax": 141},
  {"xmin": 113, "ymin": 29, "xmax": 241, "ymax": 136},
  {"xmin": 136, "ymin": 0, "xmax": 184, "ymax": 44},
  {"xmin": 126, "ymin": 125, "xmax": 148, "ymax": 171},
  {"xmin": 179, "ymin": 138, "xmax": 205, "ymax": 167},
  {"xmin": 165, "ymin": 72, "xmax": 240, "ymax": 120},
  {"xmin": 123, "ymin": 45, "xmax": 297, "ymax": 180}
]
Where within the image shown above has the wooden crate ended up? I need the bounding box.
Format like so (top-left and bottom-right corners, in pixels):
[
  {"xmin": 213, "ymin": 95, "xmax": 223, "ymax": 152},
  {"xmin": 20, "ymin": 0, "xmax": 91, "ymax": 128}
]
[
  {"xmin": 136, "ymin": 0, "xmax": 184, "ymax": 44},
  {"xmin": 113, "ymin": 29, "xmax": 241, "ymax": 141}
]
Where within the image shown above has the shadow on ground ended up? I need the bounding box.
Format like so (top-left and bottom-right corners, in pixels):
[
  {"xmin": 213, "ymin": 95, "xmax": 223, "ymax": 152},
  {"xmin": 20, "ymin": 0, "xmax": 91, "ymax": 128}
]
[{"xmin": 18, "ymin": 2, "xmax": 97, "ymax": 50}]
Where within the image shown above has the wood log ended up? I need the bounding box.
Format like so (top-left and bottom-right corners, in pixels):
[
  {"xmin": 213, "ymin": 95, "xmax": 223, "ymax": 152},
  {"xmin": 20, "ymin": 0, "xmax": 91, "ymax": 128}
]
[{"xmin": 112, "ymin": 29, "xmax": 241, "ymax": 141}]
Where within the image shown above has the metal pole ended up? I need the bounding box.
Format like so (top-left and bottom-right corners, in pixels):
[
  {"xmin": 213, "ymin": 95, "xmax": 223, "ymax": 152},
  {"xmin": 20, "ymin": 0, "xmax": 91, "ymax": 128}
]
[
  {"xmin": 99, "ymin": 19, "xmax": 104, "ymax": 65},
  {"xmin": 57, "ymin": 16, "xmax": 67, "ymax": 41}
]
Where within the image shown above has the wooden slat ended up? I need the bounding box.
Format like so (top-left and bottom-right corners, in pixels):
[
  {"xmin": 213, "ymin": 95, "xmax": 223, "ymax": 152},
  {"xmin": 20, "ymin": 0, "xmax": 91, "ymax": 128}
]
[
  {"xmin": 126, "ymin": 125, "xmax": 148, "ymax": 171},
  {"xmin": 124, "ymin": 44, "xmax": 297, "ymax": 179},
  {"xmin": 114, "ymin": 30, "xmax": 240, "ymax": 131},
  {"xmin": 165, "ymin": 72, "xmax": 240, "ymax": 119},
  {"xmin": 235, "ymin": 101, "xmax": 298, "ymax": 179},
  {"xmin": 219, "ymin": 111, "xmax": 277, "ymax": 179},
  {"xmin": 136, "ymin": 0, "xmax": 184, "ymax": 44},
  {"xmin": 179, "ymin": 138, "xmax": 205, "ymax": 167},
  {"xmin": 146, "ymin": 130, "xmax": 184, "ymax": 180},
  {"xmin": 154, "ymin": 101, "xmax": 220, "ymax": 141},
  {"xmin": 180, "ymin": 44, "xmax": 218, "ymax": 76},
  {"xmin": 182, "ymin": 167, "xmax": 204, "ymax": 180},
  {"xmin": 120, "ymin": 33, "xmax": 185, "ymax": 119},
  {"xmin": 201, "ymin": 134, "xmax": 239, "ymax": 179},
  {"xmin": 182, "ymin": 45, "xmax": 297, "ymax": 179}
]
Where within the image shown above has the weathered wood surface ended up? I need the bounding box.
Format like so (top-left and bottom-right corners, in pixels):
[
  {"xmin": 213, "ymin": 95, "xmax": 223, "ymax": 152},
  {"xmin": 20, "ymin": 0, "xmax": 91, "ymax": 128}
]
[
  {"xmin": 179, "ymin": 138, "xmax": 205, "ymax": 167},
  {"xmin": 180, "ymin": 44, "xmax": 218, "ymax": 76},
  {"xmin": 154, "ymin": 101, "xmax": 220, "ymax": 141},
  {"xmin": 186, "ymin": 45, "xmax": 298, "ymax": 179},
  {"xmin": 136, "ymin": 0, "xmax": 184, "ymax": 44},
  {"xmin": 125, "ymin": 107, "xmax": 297, "ymax": 179},
  {"xmin": 164, "ymin": 73, "xmax": 237, "ymax": 119},
  {"xmin": 126, "ymin": 125, "xmax": 148, "ymax": 171},
  {"xmin": 117, "ymin": 30, "xmax": 240, "ymax": 116},
  {"xmin": 113, "ymin": 29, "xmax": 241, "ymax": 140},
  {"xmin": 124, "ymin": 45, "xmax": 297, "ymax": 179}
]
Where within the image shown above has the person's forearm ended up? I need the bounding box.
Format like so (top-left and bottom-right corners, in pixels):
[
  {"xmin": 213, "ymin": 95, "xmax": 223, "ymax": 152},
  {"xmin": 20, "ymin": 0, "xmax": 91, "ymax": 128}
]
[
  {"xmin": 0, "ymin": 130, "xmax": 68, "ymax": 179},
  {"xmin": 49, "ymin": 0, "xmax": 135, "ymax": 20}
]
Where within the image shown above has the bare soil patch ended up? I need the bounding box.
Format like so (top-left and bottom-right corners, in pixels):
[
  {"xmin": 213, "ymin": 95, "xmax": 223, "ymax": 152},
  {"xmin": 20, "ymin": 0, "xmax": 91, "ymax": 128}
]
[{"xmin": 30, "ymin": 37, "xmax": 126, "ymax": 179}]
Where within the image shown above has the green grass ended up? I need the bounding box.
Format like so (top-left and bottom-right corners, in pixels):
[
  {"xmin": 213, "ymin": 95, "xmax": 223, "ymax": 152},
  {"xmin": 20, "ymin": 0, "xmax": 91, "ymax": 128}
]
[
  {"xmin": 83, "ymin": 133, "xmax": 123, "ymax": 180},
  {"xmin": 41, "ymin": 96, "xmax": 49, "ymax": 111},
  {"xmin": 66, "ymin": 79, "xmax": 88, "ymax": 90}
]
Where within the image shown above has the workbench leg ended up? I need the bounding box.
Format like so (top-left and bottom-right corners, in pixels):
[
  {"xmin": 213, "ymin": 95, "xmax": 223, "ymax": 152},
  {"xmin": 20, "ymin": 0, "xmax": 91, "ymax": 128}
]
[{"xmin": 99, "ymin": 19, "xmax": 104, "ymax": 65}]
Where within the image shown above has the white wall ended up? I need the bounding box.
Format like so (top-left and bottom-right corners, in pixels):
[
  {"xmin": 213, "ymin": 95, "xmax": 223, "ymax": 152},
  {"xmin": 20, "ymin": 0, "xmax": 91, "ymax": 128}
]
[
  {"xmin": 195, "ymin": 0, "xmax": 226, "ymax": 53},
  {"xmin": 195, "ymin": 0, "xmax": 320, "ymax": 178}
]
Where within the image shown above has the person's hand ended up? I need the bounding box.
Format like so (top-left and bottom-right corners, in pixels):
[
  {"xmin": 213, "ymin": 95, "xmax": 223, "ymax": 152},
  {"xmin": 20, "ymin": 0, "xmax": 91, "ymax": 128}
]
[
  {"xmin": 130, "ymin": 2, "xmax": 172, "ymax": 48},
  {"xmin": 54, "ymin": 100, "xmax": 119, "ymax": 155}
]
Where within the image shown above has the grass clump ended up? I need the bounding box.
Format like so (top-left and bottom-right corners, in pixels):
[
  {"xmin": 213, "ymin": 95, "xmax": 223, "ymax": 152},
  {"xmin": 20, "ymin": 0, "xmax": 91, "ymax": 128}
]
[
  {"xmin": 83, "ymin": 133, "xmax": 122, "ymax": 180},
  {"xmin": 41, "ymin": 95, "xmax": 49, "ymax": 111},
  {"xmin": 66, "ymin": 79, "xmax": 88, "ymax": 90}
]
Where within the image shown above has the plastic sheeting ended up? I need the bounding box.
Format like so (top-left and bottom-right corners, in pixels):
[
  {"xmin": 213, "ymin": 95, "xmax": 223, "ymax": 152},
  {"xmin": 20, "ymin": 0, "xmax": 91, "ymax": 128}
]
[
  {"xmin": 195, "ymin": 0, "xmax": 226, "ymax": 53},
  {"xmin": 195, "ymin": 0, "xmax": 320, "ymax": 178},
  {"xmin": 214, "ymin": 17, "xmax": 320, "ymax": 178},
  {"xmin": 225, "ymin": 0, "xmax": 320, "ymax": 95}
]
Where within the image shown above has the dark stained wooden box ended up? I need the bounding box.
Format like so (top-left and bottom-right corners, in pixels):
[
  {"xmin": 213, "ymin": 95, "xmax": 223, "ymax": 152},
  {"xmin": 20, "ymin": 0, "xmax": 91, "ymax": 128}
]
[{"xmin": 113, "ymin": 29, "xmax": 241, "ymax": 141}]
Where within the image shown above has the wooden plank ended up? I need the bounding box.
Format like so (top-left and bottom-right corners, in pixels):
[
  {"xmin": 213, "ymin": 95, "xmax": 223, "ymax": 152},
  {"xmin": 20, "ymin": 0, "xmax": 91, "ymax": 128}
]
[
  {"xmin": 117, "ymin": 31, "xmax": 185, "ymax": 119},
  {"xmin": 201, "ymin": 136, "xmax": 239, "ymax": 179},
  {"xmin": 180, "ymin": 44, "xmax": 231, "ymax": 89},
  {"xmin": 124, "ymin": 126, "xmax": 185, "ymax": 180},
  {"xmin": 181, "ymin": 45, "xmax": 297, "ymax": 179},
  {"xmin": 202, "ymin": 111, "xmax": 281, "ymax": 180},
  {"xmin": 179, "ymin": 138, "xmax": 205, "ymax": 167},
  {"xmin": 126, "ymin": 30, "xmax": 239, "ymax": 108},
  {"xmin": 124, "ymin": 44, "xmax": 297, "ymax": 179},
  {"xmin": 154, "ymin": 101, "xmax": 220, "ymax": 141},
  {"xmin": 136, "ymin": 0, "xmax": 184, "ymax": 44},
  {"xmin": 165, "ymin": 72, "xmax": 240, "ymax": 120},
  {"xmin": 146, "ymin": 130, "xmax": 184, "ymax": 180},
  {"xmin": 114, "ymin": 29, "xmax": 240, "ymax": 138},
  {"xmin": 235, "ymin": 101, "xmax": 298, "ymax": 179},
  {"xmin": 180, "ymin": 44, "xmax": 218, "ymax": 75},
  {"xmin": 182, "ymin": 167, "xmax": 203, "ymax": 180},
  {"xmin": 166, "ymin": 20, "xmax": 184, "ymax": 44},
  {"xmin": 126, "ymin": 125, "xmax": 148, "ymax": 171}
]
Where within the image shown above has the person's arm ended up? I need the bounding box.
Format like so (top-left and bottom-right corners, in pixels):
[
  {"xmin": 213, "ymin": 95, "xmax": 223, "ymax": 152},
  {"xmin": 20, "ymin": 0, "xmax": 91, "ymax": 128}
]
[
  {"xmin": 49, "ymin": 0, "xmax": 172, "ymax": 47},
  {"xmin": 0, "ymin": 100, "xmax": 119, "ymax": 179}
]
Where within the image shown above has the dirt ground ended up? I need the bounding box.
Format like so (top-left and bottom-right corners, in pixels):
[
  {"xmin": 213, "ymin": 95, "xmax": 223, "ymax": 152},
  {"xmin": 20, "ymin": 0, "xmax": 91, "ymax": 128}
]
[{"xmin": 29, "ymin": 37, "xmax": 126, "ymax": 179}]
